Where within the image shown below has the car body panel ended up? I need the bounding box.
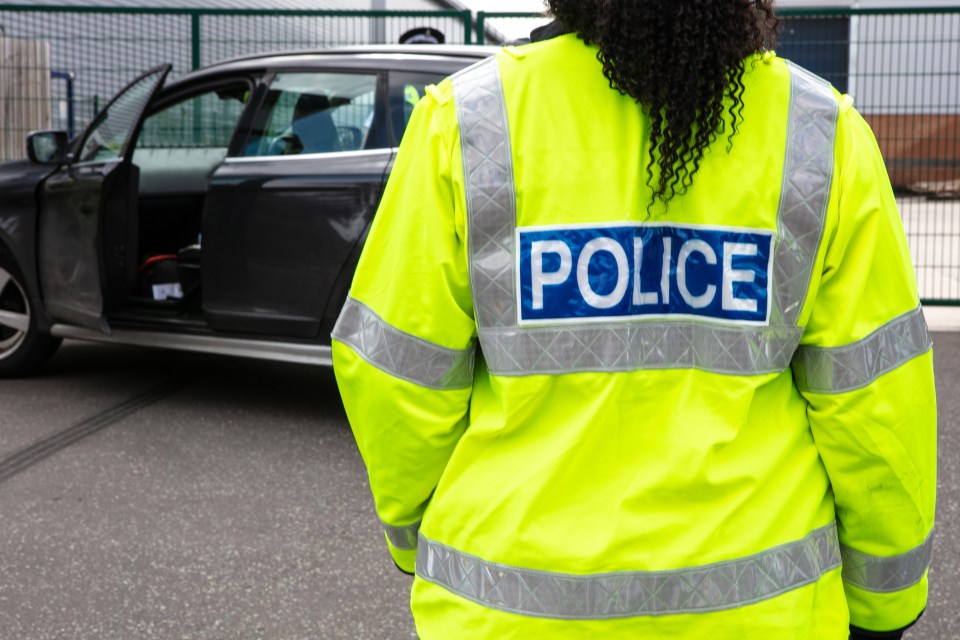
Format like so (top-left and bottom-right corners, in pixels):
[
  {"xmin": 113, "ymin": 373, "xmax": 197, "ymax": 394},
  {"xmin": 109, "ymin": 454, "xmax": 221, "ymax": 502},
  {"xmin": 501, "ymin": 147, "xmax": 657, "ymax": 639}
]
[
  {"xmin": 203, "ymin": 149, "xmax": 392, "ymax": 338},
  {"xmin": 0, "ymin": 160, "xmax": 59, "ymax": 328}
]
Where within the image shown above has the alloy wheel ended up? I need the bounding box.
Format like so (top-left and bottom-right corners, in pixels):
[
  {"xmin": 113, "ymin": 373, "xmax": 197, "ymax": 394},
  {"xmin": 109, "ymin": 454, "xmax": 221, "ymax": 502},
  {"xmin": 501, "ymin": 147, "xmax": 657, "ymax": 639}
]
[{"xmin": 0, "ymin": 265, "xmax": 30, "ymax": 360}]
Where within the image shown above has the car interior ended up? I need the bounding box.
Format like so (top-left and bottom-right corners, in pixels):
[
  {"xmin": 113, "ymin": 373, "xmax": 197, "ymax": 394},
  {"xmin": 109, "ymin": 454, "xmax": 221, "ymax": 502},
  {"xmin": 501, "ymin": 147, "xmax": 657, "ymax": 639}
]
[
  {"xmin": 127, "ymin": 82, "xmax": 251, "ymax": 314},
  {"xmin": 241, "ymin": 72, "xmax": 378, "ymax": 158},
  {"xmin": 123, "ymin": 73, "xmax": 384, "ymax": 318},
  {"xmin": 111, "ymin": 69, "xmax": 434, "ymax": 326}
]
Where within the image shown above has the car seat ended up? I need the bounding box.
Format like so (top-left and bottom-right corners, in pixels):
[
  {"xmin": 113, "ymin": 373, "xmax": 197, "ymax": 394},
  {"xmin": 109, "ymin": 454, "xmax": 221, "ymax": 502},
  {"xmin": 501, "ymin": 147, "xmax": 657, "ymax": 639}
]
[{"xmin": 291, "ymin": 93, "xmax": 339, "ymax": 154}]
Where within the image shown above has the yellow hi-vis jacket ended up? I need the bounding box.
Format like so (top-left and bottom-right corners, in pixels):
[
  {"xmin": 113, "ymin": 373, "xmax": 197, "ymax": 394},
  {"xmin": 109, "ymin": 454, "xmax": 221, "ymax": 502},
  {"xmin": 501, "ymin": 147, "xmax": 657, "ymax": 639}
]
[{"xmin": 333, "ymin": 34, "xmax": 936, "ymax": 639}]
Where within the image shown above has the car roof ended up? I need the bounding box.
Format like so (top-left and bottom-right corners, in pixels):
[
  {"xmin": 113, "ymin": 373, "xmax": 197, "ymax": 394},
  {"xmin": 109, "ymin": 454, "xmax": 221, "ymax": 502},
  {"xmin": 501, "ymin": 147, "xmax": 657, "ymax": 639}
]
[
  {"xmin": 178, "ymin": 44, "xmax": 500, "ymax": 83},
  {"xmin": 216, "ymin": 44, "xmax": 500, "ymax": 65}
]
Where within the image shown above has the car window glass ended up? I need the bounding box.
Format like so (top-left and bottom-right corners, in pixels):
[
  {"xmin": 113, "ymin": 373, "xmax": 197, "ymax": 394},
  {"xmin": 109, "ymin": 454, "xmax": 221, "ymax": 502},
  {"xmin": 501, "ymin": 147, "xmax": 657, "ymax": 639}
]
[
  {"xmin": 242, "ymin": 72, "xmax": 378, "ymax": 157},
  {"xmin": 77, "ymin": 68, "xmax": 166, "ymax": 163},
  {"xmin": 131, "ymin": 84, "xmax": 250, "ymax": 197},
  {"xmin": 388, "ymin": 71, "xmax": 448, "ymax": 144},
  {"xmin": 136, "ymin": 86, "xmax": 249, "ymax": 150}
]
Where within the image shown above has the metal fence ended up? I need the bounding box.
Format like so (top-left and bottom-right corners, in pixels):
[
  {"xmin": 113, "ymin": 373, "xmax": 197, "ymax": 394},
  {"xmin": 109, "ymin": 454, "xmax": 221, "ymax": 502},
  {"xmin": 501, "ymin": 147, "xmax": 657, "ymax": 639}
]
[
  {"xmin": 0, "ymin": 5, "xmax": 475, "ymax": 143},
  {"xmin": 0, "ymin": 5, "xmax": 957, "ymax": 304}
]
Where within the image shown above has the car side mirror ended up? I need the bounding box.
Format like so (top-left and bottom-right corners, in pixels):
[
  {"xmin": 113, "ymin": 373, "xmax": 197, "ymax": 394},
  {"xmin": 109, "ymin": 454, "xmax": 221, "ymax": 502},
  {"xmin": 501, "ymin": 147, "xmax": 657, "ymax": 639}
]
[{"xmin": 26, "ymin": 130, "xmax": 69, "ymax": 165}]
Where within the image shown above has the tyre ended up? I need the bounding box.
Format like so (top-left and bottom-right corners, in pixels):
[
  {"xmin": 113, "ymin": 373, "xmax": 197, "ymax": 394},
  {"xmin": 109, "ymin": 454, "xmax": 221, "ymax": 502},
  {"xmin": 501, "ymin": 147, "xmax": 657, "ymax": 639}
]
[{"xmin": 0, "ymin": 256, "xmax": 61, "ymax": 377}]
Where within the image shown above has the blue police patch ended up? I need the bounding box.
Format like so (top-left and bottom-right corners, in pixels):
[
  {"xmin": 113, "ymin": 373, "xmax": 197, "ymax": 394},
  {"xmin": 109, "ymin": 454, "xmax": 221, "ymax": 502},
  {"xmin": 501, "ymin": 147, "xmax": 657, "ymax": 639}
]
[{"xmin": 516, "ymin": 223, "xmax": 775, "ymax": 325}]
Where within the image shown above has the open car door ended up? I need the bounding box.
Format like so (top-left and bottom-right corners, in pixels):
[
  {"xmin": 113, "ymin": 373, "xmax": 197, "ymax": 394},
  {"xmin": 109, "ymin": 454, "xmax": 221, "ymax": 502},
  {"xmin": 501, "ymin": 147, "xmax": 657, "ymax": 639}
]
[{"xmin": 37, "ymin": 65, "xmax": 170, "ymax": 332}]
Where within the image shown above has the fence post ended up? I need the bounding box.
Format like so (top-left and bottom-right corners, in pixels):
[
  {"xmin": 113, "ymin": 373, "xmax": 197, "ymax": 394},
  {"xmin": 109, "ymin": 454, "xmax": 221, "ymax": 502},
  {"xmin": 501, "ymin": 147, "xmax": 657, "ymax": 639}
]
[
  {"xmin": 50, "ymin": 70, "xmax": 75, "ymax": 138},
  {"xmin": 370, "ymin": 0, "xmax": 386, "ymax": 44},
  {"xmin": 191, "ymin": 12, "xmax": 202, "ymax": 144},
  {"xmin": 475, "ymin": 12, "xmax": 485, "ymax": 45},
  {"xmin": 462, "ymin": 11, "xmax": 473, "ymax": 45},
  {"xmin": 191, "ymin": 12, "xmax": 201, "ymax": 70}
]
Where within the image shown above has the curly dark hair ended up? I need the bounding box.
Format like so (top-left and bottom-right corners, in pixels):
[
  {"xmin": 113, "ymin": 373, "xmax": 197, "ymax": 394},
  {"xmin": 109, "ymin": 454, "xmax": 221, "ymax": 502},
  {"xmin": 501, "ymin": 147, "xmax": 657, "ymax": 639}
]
[{"xmin": 547, "ymin": 0, "xmax": 780, "ymax": 209}]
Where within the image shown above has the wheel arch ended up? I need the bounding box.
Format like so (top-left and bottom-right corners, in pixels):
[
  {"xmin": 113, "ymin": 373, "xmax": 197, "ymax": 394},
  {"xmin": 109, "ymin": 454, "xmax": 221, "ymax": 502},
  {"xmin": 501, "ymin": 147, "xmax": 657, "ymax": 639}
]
[
  {"xmin": 0, "ymin": 159, "xmax": 59, "ymax": 333},
  {"xmin": 0, "ymin": 232, "xmax": 54, "ymax": 334}
]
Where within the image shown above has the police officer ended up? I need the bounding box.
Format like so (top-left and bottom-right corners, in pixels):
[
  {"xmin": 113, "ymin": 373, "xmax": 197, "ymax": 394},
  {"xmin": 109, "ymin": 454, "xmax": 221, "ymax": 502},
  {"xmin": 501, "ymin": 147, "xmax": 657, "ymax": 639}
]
[{"xmin": 332, "ymin": 1, "xmax": 937, "ymax": 638}]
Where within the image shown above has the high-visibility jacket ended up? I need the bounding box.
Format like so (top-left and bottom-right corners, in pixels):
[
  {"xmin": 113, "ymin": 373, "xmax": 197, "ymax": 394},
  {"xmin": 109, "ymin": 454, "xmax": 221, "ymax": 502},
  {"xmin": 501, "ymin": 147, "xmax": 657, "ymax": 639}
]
[{"xmin": 333, "ymin": 33, "xmax": 936, "ymax": 639}]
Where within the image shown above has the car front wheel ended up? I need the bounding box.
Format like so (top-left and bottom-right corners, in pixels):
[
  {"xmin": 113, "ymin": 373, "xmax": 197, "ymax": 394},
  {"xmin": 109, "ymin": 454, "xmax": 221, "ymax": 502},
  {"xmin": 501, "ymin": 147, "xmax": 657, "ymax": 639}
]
[{"xmin": 0, "ymin": 257, "xmax": 61, "ymax": 377}]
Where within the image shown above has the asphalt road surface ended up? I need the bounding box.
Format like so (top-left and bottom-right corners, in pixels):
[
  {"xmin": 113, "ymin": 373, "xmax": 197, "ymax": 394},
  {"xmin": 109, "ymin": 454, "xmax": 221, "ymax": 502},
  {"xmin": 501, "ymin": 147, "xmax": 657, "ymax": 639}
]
[{"xmin": 0, "ymin": 334, "xmax": 957, "ymax": 639}]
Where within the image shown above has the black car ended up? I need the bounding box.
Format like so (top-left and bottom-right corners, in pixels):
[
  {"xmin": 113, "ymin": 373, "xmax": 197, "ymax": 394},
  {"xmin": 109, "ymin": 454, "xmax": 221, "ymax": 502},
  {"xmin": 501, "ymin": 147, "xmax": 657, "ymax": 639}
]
[{"xmin": 0, "ymin": 45, "xmax": 494, "ymax": 376}]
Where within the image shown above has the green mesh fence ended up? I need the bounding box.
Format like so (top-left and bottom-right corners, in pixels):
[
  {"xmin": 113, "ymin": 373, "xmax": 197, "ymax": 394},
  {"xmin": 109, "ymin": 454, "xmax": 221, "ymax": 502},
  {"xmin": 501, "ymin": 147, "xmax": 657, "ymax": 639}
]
[
  {"xmin": 0, "ymin": 6, "xmax": 472, "ymax": 146},
  {"xmin": 0, "ymin": 5, "xmax": 957, "ymax": 303}
]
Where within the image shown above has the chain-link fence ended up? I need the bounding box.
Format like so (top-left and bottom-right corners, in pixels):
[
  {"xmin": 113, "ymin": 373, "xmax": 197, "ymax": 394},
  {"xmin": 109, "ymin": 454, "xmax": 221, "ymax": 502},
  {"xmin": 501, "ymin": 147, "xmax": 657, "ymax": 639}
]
[{"xmin": 0, "ymin": 5, "xmax": 957, "ymax": 303}]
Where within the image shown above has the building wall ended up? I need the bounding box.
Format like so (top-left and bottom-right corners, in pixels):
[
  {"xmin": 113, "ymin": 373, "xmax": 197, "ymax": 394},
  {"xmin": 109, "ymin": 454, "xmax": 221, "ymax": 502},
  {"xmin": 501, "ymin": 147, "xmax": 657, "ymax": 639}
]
[{"xmin": 0, "ymin": 37, "xmax": 50, "ymax": 162}]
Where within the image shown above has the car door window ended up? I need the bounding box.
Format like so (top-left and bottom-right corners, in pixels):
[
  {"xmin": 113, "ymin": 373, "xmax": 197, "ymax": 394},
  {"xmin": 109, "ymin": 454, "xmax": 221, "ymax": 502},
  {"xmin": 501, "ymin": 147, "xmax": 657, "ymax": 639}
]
[
  {"xmin": 77, "ymin": 67, "xmax": 168, "ymax": 163},
  {"xmin": 132, "ymin": 83, "xmax": 250, "ymax": 195},
  {"xmin": 388, "ymin": 71, "xmax": 449, "ymax": 144},
  {"xmin": 137, "ymin": 85, "xmax": 249, "ymax": 150},
  {"xmin": 242, "ymin": 72, "xmax": 378, "ymax": 157}
]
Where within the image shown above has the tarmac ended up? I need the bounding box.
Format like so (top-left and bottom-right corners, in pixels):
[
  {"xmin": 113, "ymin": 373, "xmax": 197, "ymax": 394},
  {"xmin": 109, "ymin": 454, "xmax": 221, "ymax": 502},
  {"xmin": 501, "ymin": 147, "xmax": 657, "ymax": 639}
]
[{"xmin": 0, "ymin": 323, "xmax": 955, "ymax": 638}]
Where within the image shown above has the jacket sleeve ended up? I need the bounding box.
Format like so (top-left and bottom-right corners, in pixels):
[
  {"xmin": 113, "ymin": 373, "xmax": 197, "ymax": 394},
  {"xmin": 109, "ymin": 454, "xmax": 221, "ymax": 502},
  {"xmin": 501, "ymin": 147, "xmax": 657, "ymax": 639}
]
[
  {"xmin": 331, "ymin": 81, "xmax": 476, "ymax": 573},
  {"xmin": 791, "ymin": 99, "xmax": 937, "ymax": 633}
]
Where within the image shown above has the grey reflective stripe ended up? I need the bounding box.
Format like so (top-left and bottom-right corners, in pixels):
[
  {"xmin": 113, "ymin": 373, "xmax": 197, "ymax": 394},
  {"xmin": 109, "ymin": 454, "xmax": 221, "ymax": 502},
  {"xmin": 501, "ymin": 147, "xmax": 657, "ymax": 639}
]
[
  {"xmin": 453, "ymin": 57, "xmax": 839, "ymax": 377},
  {"xmin": 480, "ymin": 323, "xmax": 802, "ymax": 376},
  {"xmin": 792, "ymin": 306, "xmax": 932, "ymax": 394},
  {"xmin": 417, "ymin": 522, "xmax": 841, "ymax": 619},
  {"xmin": 453, "ymin": 56, "xmax": 518, "ymax": 329},
  {"xmin": 383, "ymin": 520, "xmax": 421, "ymax": 551},
  {"xmin": 772, "ymin": 63, "xmax": 839, "ymax": 326},
  {"xmin": 332, "ymin": 297, "xmax": 476, "ymax": 390},
  {"xmin": 840, "ymin": 532, "xmax": 933, "ymax": 593}
]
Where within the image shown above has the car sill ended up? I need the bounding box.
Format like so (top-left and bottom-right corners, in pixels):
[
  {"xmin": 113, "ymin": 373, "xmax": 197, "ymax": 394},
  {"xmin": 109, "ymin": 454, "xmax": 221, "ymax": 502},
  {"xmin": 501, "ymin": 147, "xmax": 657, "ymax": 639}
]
[{"xmin": 50, "ymin": 324, "xmax": 333, "ymax": 366}]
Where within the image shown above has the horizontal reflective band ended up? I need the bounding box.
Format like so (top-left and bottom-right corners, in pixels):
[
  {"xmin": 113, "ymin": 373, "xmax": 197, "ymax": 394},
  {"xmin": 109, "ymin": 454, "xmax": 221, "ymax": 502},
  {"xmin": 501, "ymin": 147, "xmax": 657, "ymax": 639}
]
[
  {"xmin": 417, "ymin": 523, "xmax": 841, "ymax": 619},
  {"xmin": 840, "ymin": 532, "xmax": 933, "ymax": 593},
  {"xmin": 383, "ymin": 521, "xmax": 421, "ymax": 552},
  {"xmin": 791, "ymin": 306, "xmax": 932, "ymax": 394},
  {"xmin": 332, "ymin": 297, "xmax": 476, "ymax": 390},
  {"xmin": 479, "ymin": 322, "xmax": 802, "ymax": 376}
]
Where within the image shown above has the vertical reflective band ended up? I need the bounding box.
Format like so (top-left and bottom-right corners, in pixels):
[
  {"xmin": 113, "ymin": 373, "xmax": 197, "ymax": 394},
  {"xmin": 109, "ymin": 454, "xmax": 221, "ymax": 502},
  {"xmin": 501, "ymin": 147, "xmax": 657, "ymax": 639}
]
[
  {"xmin": 453, "ymin": 57, "xmax": 518, "ymax": 329},
  {"xmin": 792, "ymin": 306, "xmax": 932, "ymax": 394},
  {"xmin": 417, "ymin": 523, "xmax": 841, "ymax": 619},
  {"xmin": 453, "ymin": 59, "xmax": 838, "ymax": 376},
  {"xmin": 772, "ymin": 63, "xmax": 839, "ymax": 326},
  {"xmin": 840, "ymin": 533, "xmax": 934, "ymax": 593},
  {"xmin": 383, "ymin": 520, "xmax": 421, "ymax": 552},
  {"xmin": 332, "ymin": 297, "xmax": 476, "ymax": 390}
]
